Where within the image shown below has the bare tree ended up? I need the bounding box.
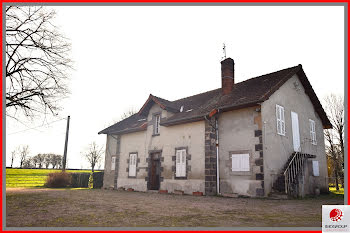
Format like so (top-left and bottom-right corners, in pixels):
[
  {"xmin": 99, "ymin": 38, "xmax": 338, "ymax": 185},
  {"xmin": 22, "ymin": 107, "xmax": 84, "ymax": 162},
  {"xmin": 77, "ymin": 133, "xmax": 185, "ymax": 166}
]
[
  {"xmin": 324, "ymin": 94, "xmax": 344, "ymax": 167},
  {"xmin": 10, "ymin": 147, "xmax": 19, "ymax": 168},
  {"xmin": 6, "ymin": 6, "xmax": 72, "ymax": 120},
  {"xmin": 19, "ymin": 145, "xmax": 29, "ymax": 168},
  {"xmin": 325, "ymin": 130, "xmax": 342, "ymax": 190},
  {"xmin": 50, "ymin": 154, "xmax": 62, "ymax": 169},
  {"xmin": 43, "ymin": 153, "xmax": 52, "ymax": 168},
  {"xmin": 323, "ymin": 94, "xmax": 344, "ymax": 190},
  {"xmin": 82, "ymin": 142, "xmax": 104, "ymax": 173},
  {"xmin": 22, "ymin": 157, "xmax": 34, "ymax": 168},
  {"xmin": 120, "ymin": 108, "xmax": 137, "ymax": 121},
  {"xmin": 32, "ymin": 154, "xmax": 45, "ymax": 168}
]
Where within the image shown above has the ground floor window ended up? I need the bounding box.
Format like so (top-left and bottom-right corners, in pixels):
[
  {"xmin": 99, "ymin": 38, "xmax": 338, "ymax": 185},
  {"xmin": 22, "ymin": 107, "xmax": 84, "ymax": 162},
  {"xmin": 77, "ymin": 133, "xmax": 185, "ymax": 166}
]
[
  {"xmin": 176, "ymin": 149, "xmax": 186, "ymax": 177},
  {"xmin": 231, "ymin": 153, "xmax": 250, "ymax": 172},
  {"xmin": 129, "ymin": 153, "xmax": 137, "ymax": 177}
]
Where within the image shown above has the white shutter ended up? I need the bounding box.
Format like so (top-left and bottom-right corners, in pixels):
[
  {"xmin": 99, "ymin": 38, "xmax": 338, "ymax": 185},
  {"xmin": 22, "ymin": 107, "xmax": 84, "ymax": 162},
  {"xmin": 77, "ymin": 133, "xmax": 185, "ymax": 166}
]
[
  {"xmin": 175, "ymin": 149, "xmax": 186, "ymax": 177},
  {"xmin": 310, "ymin": 119, "xmax": 317, "ymax": 145},
  {"xmin": 232, "ymin": 154, "xmax": 240, "ymax": 171},
  {"xmin": 176, "ymin": 150, "xmax": 181, "ymax": 177},
  {"xmin": 232, "ymin": 154, "xmax": 249, "ymax": 171},
  {"xmin": 276, "ymin": 105, "xmax": 281, "ymax": 134},
  {"xmin": 129, "ymin": 154, "xmax": 137, "ymax": 177},
  {"xmin": 309, "ymin": 120, "xmax": 313, "ymax": 143},
  {"xmin": 276, "ymin": 105, "xmax": 285, "ymax": 135},
  {"xmin": 181, "ymin": 150, "xmax": 187, "ymax": 177},
  {"xmin": 240, "ymin": 154, "xmax": 250, "ymax": 171},
  {"xmin": 281, "ymin": 107, "xmax": 285, "ymax": 135},
  {"xmin": 111, "ymin": 157, "xmax": 116, "ymax": 171},
  {"xmin": 155, "ymin": 115, "xmax": 161, "ymax": 134},
  {"xmin": 312, "ymin": 160, "xmax": 319, "ymax": 176}
]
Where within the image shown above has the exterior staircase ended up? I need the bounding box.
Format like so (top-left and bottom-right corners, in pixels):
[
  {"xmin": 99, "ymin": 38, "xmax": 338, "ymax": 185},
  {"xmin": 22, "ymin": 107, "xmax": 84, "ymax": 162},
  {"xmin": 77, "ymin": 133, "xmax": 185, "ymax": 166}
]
[{"xmin": 272, "ymin": 152, "xmax": 316, "ymax": 197}]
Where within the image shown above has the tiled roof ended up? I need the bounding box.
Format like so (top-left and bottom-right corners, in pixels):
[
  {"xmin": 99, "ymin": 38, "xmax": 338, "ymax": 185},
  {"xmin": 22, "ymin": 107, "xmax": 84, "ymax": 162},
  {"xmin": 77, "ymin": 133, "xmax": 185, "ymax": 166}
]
[{"xmin": 98, "ymin": 65, "xmax": 331, "ymax": 135}]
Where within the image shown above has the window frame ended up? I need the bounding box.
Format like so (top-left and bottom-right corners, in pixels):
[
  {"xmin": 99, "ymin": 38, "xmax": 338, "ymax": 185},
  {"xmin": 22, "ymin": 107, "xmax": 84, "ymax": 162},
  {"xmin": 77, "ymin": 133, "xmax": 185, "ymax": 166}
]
[
  {"xmin": 128, "ymin": 153, "xmax": 137, "ymax": 177},
  {"xmin": 231, "ymin": 153, "xmax": 250, "ymax": 172},
  {"xmin": 175, "ymin": 149, "xmax": 187, "ymax": 178},
  {"xmin": 309, "ymin": 119, "xmax": 317, "ymax": 145},
  {"xmin": 276, "ymin": 104, "xmax": 286, "ymax": 136},
  {"xmin": 154, "ymin": 114, "xmax": 161, "ymax": 135},
  {"xmin": 111, "ymin": 157, "xmax": 116, "ymax": 171},
  {"xmin": 312, "ymin": 160, "xmax": 319, "ymax": 176}
]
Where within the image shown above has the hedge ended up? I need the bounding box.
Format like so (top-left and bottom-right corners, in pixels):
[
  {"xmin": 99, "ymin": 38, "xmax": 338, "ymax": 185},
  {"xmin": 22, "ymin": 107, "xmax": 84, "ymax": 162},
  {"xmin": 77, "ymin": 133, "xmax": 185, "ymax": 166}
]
[
  {"xmin": 70, "ymin": 172, "xmax": 91, "ymax": 188},
  {"xmin": 92, "ymin": 172, "xmax": 104, "ymax": 189}
]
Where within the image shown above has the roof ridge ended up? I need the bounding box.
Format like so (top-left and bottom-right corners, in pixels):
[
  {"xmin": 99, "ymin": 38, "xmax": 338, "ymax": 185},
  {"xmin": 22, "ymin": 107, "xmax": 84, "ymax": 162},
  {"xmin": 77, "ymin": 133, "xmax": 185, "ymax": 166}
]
[
  {"xmin": 151, "ymin": 94, "xmax": 172, "ymax": 103},
  {"xmin": 172, "ymin": 88, "xmax": 221, "ymax": 103},
  {"xmin": 167, "ymin": 65, "xmax": 301, "ymax": 104},
  {"xmin": 236, "ymin": 64, "xmax": 300, "ymax": 85},
  {"xmin": 258, "ymin": 65, "xmax": 301, "ymax": 102}
]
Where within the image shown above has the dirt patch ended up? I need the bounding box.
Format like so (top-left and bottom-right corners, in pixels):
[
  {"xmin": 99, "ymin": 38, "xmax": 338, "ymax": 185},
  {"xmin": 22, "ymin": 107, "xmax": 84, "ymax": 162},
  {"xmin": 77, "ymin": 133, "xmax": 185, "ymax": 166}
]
[{"xmin": 5, "ymin": 188, "xmax": 344, "ymax": 227}]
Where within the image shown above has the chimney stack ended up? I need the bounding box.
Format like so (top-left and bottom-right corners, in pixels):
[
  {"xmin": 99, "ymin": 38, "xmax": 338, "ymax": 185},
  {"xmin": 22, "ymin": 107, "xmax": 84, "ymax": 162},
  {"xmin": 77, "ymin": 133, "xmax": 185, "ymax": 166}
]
[{"xmin": 221, "ymin": 58, "xmax": 234, "ymax": 95}]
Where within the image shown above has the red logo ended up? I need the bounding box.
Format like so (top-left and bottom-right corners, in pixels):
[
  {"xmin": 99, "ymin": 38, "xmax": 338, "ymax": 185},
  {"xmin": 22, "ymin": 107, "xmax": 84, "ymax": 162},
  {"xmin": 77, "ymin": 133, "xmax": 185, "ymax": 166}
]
[{"xmin": 330, "ymin": 208, "xmax": 343, "ymax": 222}]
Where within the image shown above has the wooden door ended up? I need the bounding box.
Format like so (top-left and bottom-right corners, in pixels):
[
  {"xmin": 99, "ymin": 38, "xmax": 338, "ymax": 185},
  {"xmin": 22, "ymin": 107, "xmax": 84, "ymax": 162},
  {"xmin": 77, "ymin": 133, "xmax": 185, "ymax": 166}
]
[{"xmin": 149, "ymin": 153, "xmax": 160, "ymax": 190}]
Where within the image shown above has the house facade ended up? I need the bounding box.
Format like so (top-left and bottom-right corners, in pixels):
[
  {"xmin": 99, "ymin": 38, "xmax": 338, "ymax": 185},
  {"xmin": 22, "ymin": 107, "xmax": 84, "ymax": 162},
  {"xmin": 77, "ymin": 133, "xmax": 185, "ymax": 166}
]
[{"xmin": 99, "ymin": 58, "xmax": 331, "ymax": 197}]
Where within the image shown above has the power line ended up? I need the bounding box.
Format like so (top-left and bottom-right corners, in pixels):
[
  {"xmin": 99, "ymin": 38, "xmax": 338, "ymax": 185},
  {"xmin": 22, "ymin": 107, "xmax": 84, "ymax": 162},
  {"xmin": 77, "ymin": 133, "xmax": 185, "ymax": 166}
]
[{"xmin": 7, "ymin": 117, "xmax": 67, "ymax": 135}]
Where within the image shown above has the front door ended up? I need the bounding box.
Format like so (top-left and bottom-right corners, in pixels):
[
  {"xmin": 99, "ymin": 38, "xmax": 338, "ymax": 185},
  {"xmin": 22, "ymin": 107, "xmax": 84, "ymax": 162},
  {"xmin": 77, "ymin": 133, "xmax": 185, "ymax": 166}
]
[
  {"xmin": 291, "ymin": 111, "xmax": 301, "ymax": 152},
  {"xmin": 148, "ymin": 153, "xmax": 160, "ymax": 190}
]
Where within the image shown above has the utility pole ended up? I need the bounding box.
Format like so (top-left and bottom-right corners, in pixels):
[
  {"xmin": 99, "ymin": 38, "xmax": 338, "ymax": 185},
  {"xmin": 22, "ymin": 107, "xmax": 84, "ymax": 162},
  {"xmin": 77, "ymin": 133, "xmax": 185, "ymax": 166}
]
[{"xmin": 62, "ymin": 116, "xmax": 70, "ymax": 171}]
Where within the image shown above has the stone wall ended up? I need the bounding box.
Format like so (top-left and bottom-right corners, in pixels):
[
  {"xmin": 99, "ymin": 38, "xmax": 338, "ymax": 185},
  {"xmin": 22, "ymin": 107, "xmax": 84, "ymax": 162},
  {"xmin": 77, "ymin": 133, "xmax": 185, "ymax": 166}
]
[{"xmin": 204, "ymin": 117, "xmax": 217, "ymax": 196}]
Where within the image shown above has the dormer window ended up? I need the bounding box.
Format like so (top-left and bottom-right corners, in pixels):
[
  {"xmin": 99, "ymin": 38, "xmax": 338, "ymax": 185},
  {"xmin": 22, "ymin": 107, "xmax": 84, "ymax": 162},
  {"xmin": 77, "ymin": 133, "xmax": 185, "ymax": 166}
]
[{"xmin": 154, "ymin": 114, "xmax": 161, "ymax": 135}]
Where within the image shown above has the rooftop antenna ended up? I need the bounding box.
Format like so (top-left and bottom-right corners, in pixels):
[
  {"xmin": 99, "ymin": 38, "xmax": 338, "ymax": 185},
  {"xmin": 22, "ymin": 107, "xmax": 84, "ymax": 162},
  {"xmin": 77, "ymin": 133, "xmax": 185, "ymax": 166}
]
[{"xmin": 222, "ymin": 43, "xmax": 227, "ymax": 60}]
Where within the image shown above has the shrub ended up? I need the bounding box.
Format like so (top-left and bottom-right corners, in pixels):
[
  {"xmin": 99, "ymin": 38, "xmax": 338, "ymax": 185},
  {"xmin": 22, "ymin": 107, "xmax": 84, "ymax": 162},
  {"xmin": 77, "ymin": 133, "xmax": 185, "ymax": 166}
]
[
  {"xmin": 45, "ymin": 172, "xmax": 71, "ymax": 188},
  {"xmin": 92, "ymin": 172, "xmax": 104, "ymax": 189},
  {"xmin": 70, "ymin": 173, "xmax": 90, "ymax": 188}
]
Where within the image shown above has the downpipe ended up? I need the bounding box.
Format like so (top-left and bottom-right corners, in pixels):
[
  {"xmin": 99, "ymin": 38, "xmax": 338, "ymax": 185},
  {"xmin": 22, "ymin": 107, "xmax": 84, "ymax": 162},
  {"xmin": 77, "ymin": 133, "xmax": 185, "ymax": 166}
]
[{"xmin": 215, "ymin": 116, "xmax": 220, "ymax": 195}]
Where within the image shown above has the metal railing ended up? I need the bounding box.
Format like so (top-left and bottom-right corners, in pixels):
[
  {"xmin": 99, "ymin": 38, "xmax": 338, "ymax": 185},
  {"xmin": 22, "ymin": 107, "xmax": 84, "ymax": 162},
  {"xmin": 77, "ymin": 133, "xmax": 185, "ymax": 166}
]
[{"xmin": 283, "ymin": 152, "xmax": 308, "ymax": 195}]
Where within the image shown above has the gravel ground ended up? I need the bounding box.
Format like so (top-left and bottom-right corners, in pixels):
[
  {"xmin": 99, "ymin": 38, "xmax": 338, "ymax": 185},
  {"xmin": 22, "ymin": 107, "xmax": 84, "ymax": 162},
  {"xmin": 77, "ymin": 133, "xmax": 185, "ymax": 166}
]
[{"xmin": 6, "ymin": 188, "xmax": 344, "ymax": 227}]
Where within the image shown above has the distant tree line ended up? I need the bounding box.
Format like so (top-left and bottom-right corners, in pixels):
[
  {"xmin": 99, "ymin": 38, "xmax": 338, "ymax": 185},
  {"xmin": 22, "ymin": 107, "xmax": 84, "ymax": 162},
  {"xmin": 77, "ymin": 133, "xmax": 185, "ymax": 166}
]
[
  {"xmin": 23, "ymin": 154, "xmax": 63, "ymax": 169},
  {"xmin": 9, "ymin": 145, "xmax": 63, "ymax": 169}
]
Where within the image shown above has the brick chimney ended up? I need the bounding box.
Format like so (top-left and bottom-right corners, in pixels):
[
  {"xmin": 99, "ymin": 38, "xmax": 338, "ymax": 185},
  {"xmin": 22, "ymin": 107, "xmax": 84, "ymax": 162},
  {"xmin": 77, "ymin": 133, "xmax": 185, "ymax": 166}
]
[{"xmin": 221, "ymin": 58, "xmax": 234, "ymax": 95}]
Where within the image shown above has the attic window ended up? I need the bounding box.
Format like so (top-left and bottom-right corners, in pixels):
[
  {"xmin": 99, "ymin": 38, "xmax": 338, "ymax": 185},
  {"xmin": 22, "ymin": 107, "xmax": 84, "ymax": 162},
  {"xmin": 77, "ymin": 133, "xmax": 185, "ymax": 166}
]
[
  {"xmin": 309, "ymin": 119, "xmax": 317, "ymax": 145},
  {"xmin": 186, "ymin": 109, "xmax": 193, "ymax": 112},
  {"xmin": 276, "ymin": 104, "xmax": 285, "ymax": 136},
  {"xmin": 180, "ymin": 106, "xmax": 184, "ymax": 112},
  {"xmin": 138, "ymin": 118, "xmax": 147, "ymax": 122},
  {"xmin": 154, "ymin": 114, "xmax": 161, "ymax": 135}
]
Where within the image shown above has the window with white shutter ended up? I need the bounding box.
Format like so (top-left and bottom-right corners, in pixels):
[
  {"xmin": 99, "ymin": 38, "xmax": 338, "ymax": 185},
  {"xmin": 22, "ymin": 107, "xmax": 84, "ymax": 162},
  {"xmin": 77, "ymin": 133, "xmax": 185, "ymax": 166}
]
[
  {"xmin": 312, "ymin": 160, "xmax": 319, "ymax": 176},
  {"xmin": 276, "ymin": 105, "xmax": 285, "ymax": 136},
  {"xmin": 232, "ymin": 153, "xmax": 250, "ymax": 172},
  {"xmin": 154, "ymin": 114, "xmax": 161, "ymax": 135},
  {"xmin": 175, "ymin": 149, "xmax": 186, "ymax": 177},
  {"xmin": 111, "ymin": 157, "xmax": 116, "ymax": 171},
  {"xmin": 309, "ymin": 119, "xmax": 317, "ymax": 145},
  {"xmin": 128, "ymin": 153, "xmax": 137, "ymax": 177}
]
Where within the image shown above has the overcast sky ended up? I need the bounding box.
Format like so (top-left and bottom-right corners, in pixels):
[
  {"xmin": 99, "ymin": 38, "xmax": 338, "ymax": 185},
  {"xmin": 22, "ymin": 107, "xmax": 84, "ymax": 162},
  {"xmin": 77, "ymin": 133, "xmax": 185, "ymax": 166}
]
[{"xmin": 6, "ymin": 5, "xmax": 345, "ymax": 169}]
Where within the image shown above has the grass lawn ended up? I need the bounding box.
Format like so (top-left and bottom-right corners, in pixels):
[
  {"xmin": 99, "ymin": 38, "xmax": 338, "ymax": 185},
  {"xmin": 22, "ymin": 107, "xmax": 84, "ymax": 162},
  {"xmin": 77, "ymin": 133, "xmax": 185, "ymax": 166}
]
[{"xmin": 6, "ymin": 168, "xmax": 97, "ymax": 188}]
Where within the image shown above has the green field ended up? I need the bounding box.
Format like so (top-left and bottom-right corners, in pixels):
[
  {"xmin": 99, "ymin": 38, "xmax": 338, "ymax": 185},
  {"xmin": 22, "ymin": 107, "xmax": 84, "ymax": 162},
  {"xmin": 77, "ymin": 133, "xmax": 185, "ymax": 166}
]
[{"xmin": 6, "ymin": 168, "xmax": 96, "ymax": 188}]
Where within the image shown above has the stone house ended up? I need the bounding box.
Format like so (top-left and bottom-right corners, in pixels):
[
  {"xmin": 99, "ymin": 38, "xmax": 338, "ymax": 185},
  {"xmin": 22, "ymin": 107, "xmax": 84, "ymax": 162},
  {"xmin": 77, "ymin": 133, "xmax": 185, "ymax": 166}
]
[{"xmin": 98, "ymin": 58, "xmax": 331, "ymax": 197}]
